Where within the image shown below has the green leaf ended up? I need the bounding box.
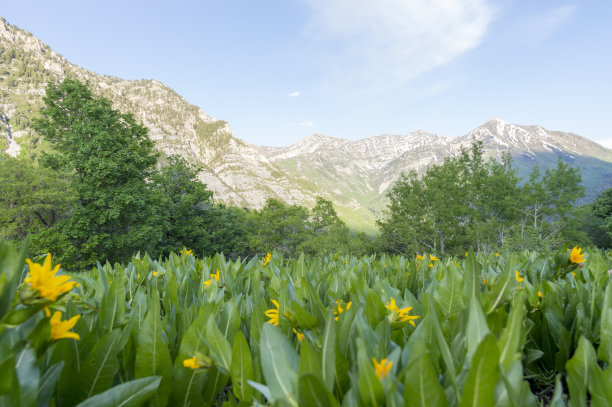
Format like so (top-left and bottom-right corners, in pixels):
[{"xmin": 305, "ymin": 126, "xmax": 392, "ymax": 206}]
[
  {"xmin": 75, "ymin": 376, "xmax": 161, "ymax": 407},
  {"xmin": 498, "ymin": 293, "xmax": 525, "ymax": 372},
  {"xmin": 0, "ymin": 240, "xmax": 26, "ymax": 322},
  {"xmin": 73, "ymin": 329, "xmax": 122, "ymax": 401},
  {"xmin": 231, "ymin": 330, "xmax": 254, "ymax": 402},
  {"xmin": 356, "ymin": 342, "xmax": 385, "ymax": 407},
  {"xmin": 259, "ymin": 323, "xmax": 299, "ymax": 407},
  {"xmin": 15, "ymin": 347, "xmax": 40, "ymax": 407},
  {"xmin": 463, "ymin": 247, "xmax": 481, "ymax": 302},
  {"xmin": 134, "ymin": 289, "xmax": 172, "ymax": 407},
  {"xmin": 36, "ymin": 362, "xmax": 64, "ymax": 407},
  {"xmin": 403, "ymin": 352, "xmax": 448, "ymax": 407},
  {"xmin": 598, "ymin": 283, "xmax": 612, "ymax": 364},
  {"xmin": 298, "ymin": 374, "xmax": 338, "ymax": 407},
  {"xmin": 459, "ymin": 334, "xmax": 499, "ymax": 407},
  {"xmin": 566, "ymin": 336, "xmax": 596, "ymax": 407},
  {"xmin": 321, "ymin": 311, "xmax": 336, "ymax": 393},
  {"xmin": 298, "ymin": 340, "xmax": 322, "ymax": 378},
  {"xmin": 99, "ymin": 273, "xmax": 125, "ymax": 334},
  {"xmin": 205, "ymin": 314, "xmax": 233, "ymax": 375},
  {"xmin": 466, "ymin": 297, "xmax": 489, "ymax": 360}
]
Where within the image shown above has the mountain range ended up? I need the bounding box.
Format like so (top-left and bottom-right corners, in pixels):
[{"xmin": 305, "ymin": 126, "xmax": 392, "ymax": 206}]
[{"xmin": 2, "ymin": 17, "xmax": 611, "ymax": 231}]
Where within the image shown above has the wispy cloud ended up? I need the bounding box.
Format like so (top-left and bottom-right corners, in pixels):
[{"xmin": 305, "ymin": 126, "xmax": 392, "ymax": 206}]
[
  {"xmin": 302, "ymin": 0, "xmax": 495, "ymax": 92},
  {"xmin": 288, "ymin": 91, "xmax": 301, "ymax": 97},
  {"xmin": 298, "ymin": 121, "xmax": 315, "ymax": 127},
  {"xmin": 517, "ymin": 5, "xmax": 575, "ymax": 44}
]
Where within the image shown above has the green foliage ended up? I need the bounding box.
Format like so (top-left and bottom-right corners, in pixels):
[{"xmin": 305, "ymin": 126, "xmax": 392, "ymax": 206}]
[
  {"xmin": 1, "ymin": 243, "xmax": 611, "ymax": 405},
  {"xmin": 378, "ymin": 142, "xmax": 589, "ymax": 255},
  {"xmin": 33, "ymin": 78, "xmax": 162, "ymax": 269}
]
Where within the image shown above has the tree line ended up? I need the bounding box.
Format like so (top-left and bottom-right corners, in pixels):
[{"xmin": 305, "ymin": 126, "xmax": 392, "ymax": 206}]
[{"xmin": 1, "ymin": 79, "xmax": 610, "ymax": 270}]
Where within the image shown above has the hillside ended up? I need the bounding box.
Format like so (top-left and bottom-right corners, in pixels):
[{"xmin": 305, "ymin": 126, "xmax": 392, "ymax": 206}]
[{"xmin": 2, "ymin": 17, "xmax": 611, "ymax": 231}]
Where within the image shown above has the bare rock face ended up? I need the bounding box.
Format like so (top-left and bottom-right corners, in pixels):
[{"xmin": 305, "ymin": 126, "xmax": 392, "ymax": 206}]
[{"xmin": 2, "ymin": 17, "xmax": 611, "ymax": 230}]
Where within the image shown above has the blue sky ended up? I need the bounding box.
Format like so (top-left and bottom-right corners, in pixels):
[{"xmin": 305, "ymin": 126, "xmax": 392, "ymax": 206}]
[{"xmin": 3, "ymin": 1, "xmax": 612, "ymax": 147}]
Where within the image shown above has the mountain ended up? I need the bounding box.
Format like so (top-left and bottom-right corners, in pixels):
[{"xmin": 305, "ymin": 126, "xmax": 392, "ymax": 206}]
[{"xmin": 2, "ymin": 17, "xmax": 612, "ymax": 231}]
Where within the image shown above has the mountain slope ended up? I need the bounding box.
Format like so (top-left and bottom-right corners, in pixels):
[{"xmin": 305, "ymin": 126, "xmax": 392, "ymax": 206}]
[
  {"xmin": 0, "ymin": 16, "xmax": 330, "ymax": 210},
  {"xmin": 2, "ymin": 17, "xmax": 611, "ymax": 231}
]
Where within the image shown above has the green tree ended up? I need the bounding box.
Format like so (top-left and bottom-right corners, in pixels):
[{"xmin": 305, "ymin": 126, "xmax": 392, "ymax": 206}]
[
  {"xmin": 0, "ymin": 154, "xmax": 74, "ymax": 241},
  {"xmin": 33, "ymin": 78, "xmax": 162, "ymax": 269},
  {"xmin": 584, "ymin": 187, "xmax": 612, "ymax": 248}
]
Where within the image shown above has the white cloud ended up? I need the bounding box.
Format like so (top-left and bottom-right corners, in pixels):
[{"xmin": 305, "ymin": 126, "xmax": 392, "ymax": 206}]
[
  {"xmin": 298, "ymin": 121, "xmax": 315, "ymax": 127},
  {"xmin": 517, "ymin": 6, "xmax": 575, "ymax": 44},
  {"xmin": 598, "ymin": 137, "xmax": 612, "ymax": 149},
  {"xmin": 288, "ymin": 91, "xmax": 301, "ymax": 97},
  {"xmin": 302, "ymin": 0, "xmax": 495, "ymax": 91}
]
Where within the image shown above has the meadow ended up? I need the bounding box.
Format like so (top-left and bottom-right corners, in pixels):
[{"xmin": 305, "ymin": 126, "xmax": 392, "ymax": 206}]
[{"xmin": 0, "ymin": 242, "xmax": 611, "ymax": 406}]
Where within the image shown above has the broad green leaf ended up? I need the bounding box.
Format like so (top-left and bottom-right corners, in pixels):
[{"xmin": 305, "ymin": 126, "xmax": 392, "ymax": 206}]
[
  {"xmin": 356, "ymin": 342, "xmax": 385, "ymax": 407},
  {"xmin": 498, "ymin": 293, "xmax": 525, "ymax": 372},
  {"xmin": 321, "ymin": 311, "xmax": 336, "ymax": 392},
  {"xmin": 259, "ymin": 323, "xmax": 299, "ymax": 407},
  {"xmin": 205, "ymin": 314, "xmax": 233, "ymax": 375},
  {"xmin": 298, "ymin": 340, "xmax": 322, "ymax": 378},
  {"xmin": 466, "ymin": 297, "xmax": 489, "ymax": 360},
  {"xmin": 598, "ymin": 283, "xmax": 612, "ymax": 364},
  {"xmin": 15, "ymin": 347, "xmax": 40, "ymax": 407},
  {"xmin": 36, "ymin": 362, "xmax": 64, "ymax": 407},
  {"xmin": 298, "ymin": 373, "xmax": 339, "ymax": 407},
  {"xmin": 403, "ymin": 352, "xmax": 448, "ymax": 407},
  {"xmin": 99, "ymin": 273, "xmax": 125, "ymax": 333},
  {"xmin": 566, "ymin": 336, "xmax": 593, "ymax": 407},
  {"xmin": 231, "ymin": 330, "xmax": 254, "ymax": 402},
  {"xmin": 75, "ymin": 376, "xmax": 161, "ymax": 407},
  {"xmin": 459, "ymin": 334, "xmax": 499, "ymax": 407},
  {"xmin": 135, "ymin": 289, "xmax": 172, "ymax": 407},
  {"xmin": 463, "ymin": 247, "xmax": 481, "ymax": 302}
]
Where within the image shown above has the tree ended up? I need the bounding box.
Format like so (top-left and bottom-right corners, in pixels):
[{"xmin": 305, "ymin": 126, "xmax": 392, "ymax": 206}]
[
  {"xmin": 0, "ymin": 154, "xmax": 74, "ymax": 241},
  {"xmin": 33, "ymin": 79, "xmax": 162, "ymax": 269},
  {"xmin": 584, "ymin": 187, "xmax": 612, "ymax": 248}
]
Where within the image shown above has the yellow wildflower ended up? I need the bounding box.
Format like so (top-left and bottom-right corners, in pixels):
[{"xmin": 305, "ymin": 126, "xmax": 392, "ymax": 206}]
[
  {"xmin": 265, "ymin": 300, "xmax": 280, "ymax": 326},
  {"xmin": 465, "ymin": 252, "xmax": 469, "ymax": 257},
  {"xmin": 203, "ymin": 279, "xmax": 211, "ymax": 288},
  {"xmin": 24, "ymin": 253, "xmax": 76, "ymax": 302},
  {"xmin": 180, "ymin": 247, "xmax": 193, "ymax": 256},
  {"xmin": 137, "ymin": 273, "xmax": 140, "ymax": 278},
  {"xmin": 263, "ymin": 252, "xmax": 272, "ymax": 267},
  {"xmin": 293, "ymin": 329, "xmax": 304, "ymax": 342},
  {"xmin": 152, "ymin": 271, "xmax": 158, "ymax": 277},
  {"xmin": 495, "ymin": 253, "xmax": 499, "ymax": 257},
  {"xmin": 416, "ymin": 254, "xmax": 425, "ymax": 261},
  {"xmin": 569, "ymin": 246, "xmax": 586, "ymax": 264},
  {"xmin": 482, "ymin": 277, "xmax": 486, "ymax": 285},
  {"xmin": 515, "ymin": 271, "xmax": 524, "ymax": 283},
  {"xmin": 572, "ymin": 272, "xmax": 576, "ymax": 278},
  {"xmin": 334, "ymin": 299, "xmax": 345, "ymax": 321},
  {"xmin": 429, "ymin": 254, "xmax": 439, "ymax": 262},
  {"xmin": 183, "ymin": 356, "xmax": 201, "ymax": 369},
  {"xmin": 386, "ymin": 297, "xmax": 419, "ymax": 327},
  {"xmin": 537, "ymin": 291, "xmax": 543, "ymax": 299},
  {"xmin": 49, "ymin": 311, "xmax": 80, "ymax": 341},
  {"xmin": 428, "ymin": 263, "xmax": 433, "ymax": 268},
  {"xmin": 372, "ymin": 358, "xmax": 392, "ymax": 379},
  {"xmin": 211, "ymin": 269, "xmax": 220, "ymax": 282}
]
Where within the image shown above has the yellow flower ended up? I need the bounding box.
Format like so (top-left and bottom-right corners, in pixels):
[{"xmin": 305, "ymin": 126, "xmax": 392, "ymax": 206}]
[
  {"xmin": 372, "ymin": 358, "xmax": 392, "ymax": 379},
  {"xmin": 109, "ymin": 281, "xmax": 113, "ymax": 285},
  {"xmin": 211, "ymin": 269, "xmax": 220, "ymax": 282},
  {"xmin": 137, "ymin": 273, "xmax": 140, "ymax": 278},
  {"xmin": 465, "ymin": 252, "xmax": 469, "ymax": 257},
  {"xmin": 416, "ymin": 254, "xmax": 425, "ymax": 261},
  {"xmin": 152, "ymin": 271, "xmax": 158, "ymax": 276},
  {"xmin": 293, "ymin": 329, "xmax": 304, "ymax": 342},
  {"xmin": 495, "ymin": 253, "xmax": 499, "ymax": 257},
  {"xmin": 515, "ymin": 270, "xmax": 524, "ymax": 283},
  {"xmin": 428, "ymin": 263, "xmax": 433, "ymax": 268},
  {"xmin": 386, "ymin": 297, "xmax": 419, "ymax": 327},
  {"xmin": 482, "ymin": 277, "xmax": 486, "ymax": 285},
  {"xmin": 537, "ymin": 291, "xmax": 543, "ymax": 299},
  {"xmin": 569, "ymin": 246, "xmax": 586, "ymax": 264},
  {"xmin": 180, "ymin": 247, "xmax": 193, "ymax": 256},
  {"xmin": 183, "ymin": 356, "xmax": 201, "ymax": 369},
  {"xmin": 49, "ymin": 311, "xmax": 80, "ymax": 341},
  {"xmin": 429, "ymin": 254, "xmax": 439, "ymax": 262},
  {"xmin": 572, "ymin": 272, "xmax": 576, "ymax": 278},
  {"xmin": 203, "ymin": 279, "xmax": 211, "ymax": 288},
  {"xmin": 265, "ymin": 299, "xmax": 280, "ymax": 325},
  {"xmin": 263, "ymin": 252, "xmax": 272, "ymax": 267},
  {"xmin": 334, "ymin": 299, "xmax": 345, "ymax": 321},
  {"xmin": 24, "ymin": 253, "xmax": 76, "ymax": 302}
]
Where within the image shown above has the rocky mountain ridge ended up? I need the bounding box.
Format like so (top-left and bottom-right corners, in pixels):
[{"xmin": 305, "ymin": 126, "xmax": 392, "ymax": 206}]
[{"xmin": 2, "ymin": 17, "xmax": 611, "ymax": 230}]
